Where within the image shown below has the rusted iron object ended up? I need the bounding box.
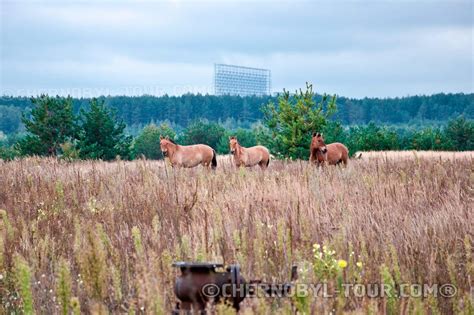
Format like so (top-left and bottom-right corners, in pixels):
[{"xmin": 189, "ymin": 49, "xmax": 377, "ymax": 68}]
[{"xmin": 172, "ymin": 262, "xmax": 298, "ymax": 314}]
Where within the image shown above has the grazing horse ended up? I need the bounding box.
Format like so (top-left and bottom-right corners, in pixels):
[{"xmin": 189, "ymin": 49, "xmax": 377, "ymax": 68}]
[
  {"xmin": 229, "ymin": 136, "xmax": 270, "ymax": 169},
  {"xmin": 309, "ymin": 133, "xmax": 349, "ymax": 166},
  {"xmin": 159, "ymin": 136, "xmax": 217, "ymax": 169}
]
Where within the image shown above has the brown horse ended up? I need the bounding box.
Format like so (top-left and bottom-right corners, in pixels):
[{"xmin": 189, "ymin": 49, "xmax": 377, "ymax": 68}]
[
  {"xmin": 160, "ymin": 136, "xmax": 217, "ymax": 169},
  {"xmin": 309, "ymin": 133, "xmax": 349, "ymax": 166},
  {"xmin": 229, "ymin": 136, "xmax": 270, "ymax": 169}
]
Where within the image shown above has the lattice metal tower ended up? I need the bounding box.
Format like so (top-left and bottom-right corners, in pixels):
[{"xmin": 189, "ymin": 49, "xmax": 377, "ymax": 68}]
[{"xmin": 214, "ymin": 64, "xmax": 271, "ymax": 96}]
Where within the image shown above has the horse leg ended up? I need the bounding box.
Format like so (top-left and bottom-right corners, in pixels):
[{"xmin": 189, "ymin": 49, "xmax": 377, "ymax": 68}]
[
  {"xmin": 342, "ymin": 158, "xmax": 348, "ymax": 167},
  {"xmin": 342, "ymin": 154, "xmax": 348, "ymax": 167}
]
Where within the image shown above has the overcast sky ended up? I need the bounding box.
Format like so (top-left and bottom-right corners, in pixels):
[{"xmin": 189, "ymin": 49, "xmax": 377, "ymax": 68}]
[{"xmin": 1, "ymin": 0, "xmax": 473, "ymax": 98}]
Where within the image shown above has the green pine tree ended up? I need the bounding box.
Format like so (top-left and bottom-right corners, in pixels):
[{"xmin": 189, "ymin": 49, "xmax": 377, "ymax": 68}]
[
  {"xmin": 77, "ymin": 98, "xmax": 132, "ymax": 160},
  {"xmin": 133, "ymin": 123, "xmax": 176, "ymax": 159},
  {"xmin": 262, "ymin": 83, "xmax": 336, "ymax": 159},
  {"xmin": 444, "ymin": 116, "xmax": 474, "ymax": 151},
  {"xmin": 16, "ymin": 95, "xmax": 77, "ymax": 156},
  {"xmin": 180, "ymin": 120, "xmax": 225, "ymax": 149}
]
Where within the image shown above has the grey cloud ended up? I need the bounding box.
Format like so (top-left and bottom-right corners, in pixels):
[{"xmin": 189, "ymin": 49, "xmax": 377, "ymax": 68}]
[{"xmin": 1, "ymin": 0, "xmax": 472, "ymax": 97}]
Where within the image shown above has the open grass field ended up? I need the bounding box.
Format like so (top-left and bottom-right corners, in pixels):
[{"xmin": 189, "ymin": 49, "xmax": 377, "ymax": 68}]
[
  {"xmin": 358, "ymin": 151, "xmax": 474, "ymax": 161},
  {"xmin": 0, "ymin": 152, "xmax": 473, "ymax": 314}
]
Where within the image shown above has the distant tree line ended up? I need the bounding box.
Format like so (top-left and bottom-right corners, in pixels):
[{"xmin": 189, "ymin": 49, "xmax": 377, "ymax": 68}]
[
  {"xmin": 1, "ymin": 88, "xmax": 472, "ymax": 161},
  {"xmin": 0, "ymin": 92, "xmax": 472, "ymax": 135}
]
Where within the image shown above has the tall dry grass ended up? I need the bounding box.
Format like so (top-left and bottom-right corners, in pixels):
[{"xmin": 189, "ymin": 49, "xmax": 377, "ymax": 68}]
[
  {"xmin": 358, "ymin": 150, "xmax": 474, "ymax": 161},
  {"xmin": 0, "ymin": 154, "xmax": 472, "ymax": 314}
]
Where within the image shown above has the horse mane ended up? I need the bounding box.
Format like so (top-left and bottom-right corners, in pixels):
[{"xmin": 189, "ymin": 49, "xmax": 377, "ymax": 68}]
[{"xmin": 167, "ymin": 138, "xmax": 177, "ymax": 145}]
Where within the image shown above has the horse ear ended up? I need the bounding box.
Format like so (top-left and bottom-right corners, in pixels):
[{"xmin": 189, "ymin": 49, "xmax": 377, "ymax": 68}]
[
  {"xmin": 312, "ymin": 132, "xmax": 317, "ymax": 137},
  {"xmin": 160, "ymin": 135, "xmax": 163, "ymax": 140},
  {"xmin": 165, "ymin": 136, "xmax": 169, "ymax": 140}
]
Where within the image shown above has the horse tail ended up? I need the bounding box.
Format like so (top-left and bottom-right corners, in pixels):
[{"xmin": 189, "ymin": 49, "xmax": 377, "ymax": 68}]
[{"xmin": 211, "ymin": 149, "xmax": 217, "ymax": 169}]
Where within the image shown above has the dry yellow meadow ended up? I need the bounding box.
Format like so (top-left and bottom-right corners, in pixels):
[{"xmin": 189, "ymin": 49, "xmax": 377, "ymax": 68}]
[{"xmin": 0, "ymin": 152, "xmax": 472, "ymax": 314}]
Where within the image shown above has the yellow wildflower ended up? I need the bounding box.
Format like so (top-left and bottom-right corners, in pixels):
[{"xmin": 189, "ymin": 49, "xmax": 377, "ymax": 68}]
[{"xmin": 337, "ymin": 259, "xmax": 348, "ymax": 269}]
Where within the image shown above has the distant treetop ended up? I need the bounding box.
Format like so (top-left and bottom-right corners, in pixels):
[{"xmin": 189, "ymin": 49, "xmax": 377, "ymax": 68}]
[{"xmin": 0, "ymin": 93, "xmax": 472, "ymax": 135}]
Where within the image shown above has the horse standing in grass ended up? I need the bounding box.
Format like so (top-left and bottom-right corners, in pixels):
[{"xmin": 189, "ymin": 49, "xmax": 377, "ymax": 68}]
[
  {"xmin": 309, "ymin": 133, "xmax": 349, "ymax": 166},
  {"xmin": 160, "ymin": 136, "xmax": 217, "ymax": 169},
  {"xmin": 229, "ymin": 136, "xmax": 270, "ymax": 169}
]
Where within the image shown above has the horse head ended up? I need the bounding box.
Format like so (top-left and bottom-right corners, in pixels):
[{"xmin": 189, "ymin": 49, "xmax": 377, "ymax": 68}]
[
  {"xmin": 311, "ymin": 132, "xmax": 327, "ymax": 154},
  {"xmin": 160, "ymin": 136, "xmax": 175, "ymax": 157},
  {"xmin": 229, "ymin": 136, "xmax": 239, "ymax": 154}
]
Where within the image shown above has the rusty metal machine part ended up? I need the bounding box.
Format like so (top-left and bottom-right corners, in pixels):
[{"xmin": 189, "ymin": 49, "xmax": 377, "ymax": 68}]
[
  {"xmin": 172, "ymin": 262, "xmax": 298, "ymax": 314},
  {"xmin": 172, "ymin": 262, "xmax": 245, "ymax": 314}
]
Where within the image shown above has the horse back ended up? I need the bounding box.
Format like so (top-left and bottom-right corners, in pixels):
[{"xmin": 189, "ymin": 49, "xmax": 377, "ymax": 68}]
[
  {"xmin": 254, "ymin": 145, "xmax": 269, "ymax": 154},
  {"xmin": 176, "ymin": 144, "xmax": 215, "ymax": 166},
  {"xmin": 253, "ymin": 145, "xmax": 270, "ymax": 159},
  {"xmin": 328, "ymin": 143, "xmax": 348, "ymax": 153},
  {"xmin": 238, "ymin": 145, "xmax": 270, "ymax": 167},
  {"xmin": 181, "ymin": 143, "xmax": 213, "ymax": 153},
  {"xmin": 327, "ymin": 143, "xmax": 349, "ymax": 164}
]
